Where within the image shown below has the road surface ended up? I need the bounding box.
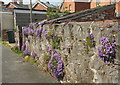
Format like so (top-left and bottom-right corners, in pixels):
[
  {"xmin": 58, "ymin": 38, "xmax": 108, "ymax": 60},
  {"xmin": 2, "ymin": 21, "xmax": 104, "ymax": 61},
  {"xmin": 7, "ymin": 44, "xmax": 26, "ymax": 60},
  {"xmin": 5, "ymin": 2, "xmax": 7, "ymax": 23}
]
[{"xmin": 2, "ymin": 44, "xmax": 59, "ymax": 83}]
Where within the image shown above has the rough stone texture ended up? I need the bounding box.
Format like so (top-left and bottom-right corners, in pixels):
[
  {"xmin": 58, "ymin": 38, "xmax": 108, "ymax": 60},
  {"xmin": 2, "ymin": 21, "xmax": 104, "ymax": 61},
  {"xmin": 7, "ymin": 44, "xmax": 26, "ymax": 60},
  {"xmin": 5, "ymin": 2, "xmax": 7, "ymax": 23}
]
[{"xmin": 19, "ymin": 22, "xmax": 119, "ymax": 83}]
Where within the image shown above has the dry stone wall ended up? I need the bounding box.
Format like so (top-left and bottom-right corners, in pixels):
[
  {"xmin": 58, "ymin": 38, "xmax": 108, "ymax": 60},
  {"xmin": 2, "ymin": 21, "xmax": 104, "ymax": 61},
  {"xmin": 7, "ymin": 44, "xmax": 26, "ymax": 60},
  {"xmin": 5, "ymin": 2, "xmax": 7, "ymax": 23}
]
[{"xmin": 21, "ymin": 22, "xmax": 119, "ymax": 83}]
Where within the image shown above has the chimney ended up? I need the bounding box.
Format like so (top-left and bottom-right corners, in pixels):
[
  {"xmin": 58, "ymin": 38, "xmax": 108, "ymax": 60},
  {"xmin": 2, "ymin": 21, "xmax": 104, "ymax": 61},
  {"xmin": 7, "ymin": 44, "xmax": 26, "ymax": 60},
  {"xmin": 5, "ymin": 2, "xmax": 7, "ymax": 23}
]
[
  {"xmin": 17, "ymin": 0, "xmax": 23, "ymax": 4},
  {"xmin": 46, "ymin": 1, "xmax": 50, "ymax": 4}
]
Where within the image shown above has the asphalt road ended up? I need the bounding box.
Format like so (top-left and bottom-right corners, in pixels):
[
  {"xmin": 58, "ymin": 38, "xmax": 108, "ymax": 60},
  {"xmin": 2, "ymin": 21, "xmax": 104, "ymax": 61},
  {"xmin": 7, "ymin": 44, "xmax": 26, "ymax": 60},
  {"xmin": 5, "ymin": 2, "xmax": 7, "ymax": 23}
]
[{"xmin": 2, "ymin": 44, "xmax": 59, "ymax": 83}]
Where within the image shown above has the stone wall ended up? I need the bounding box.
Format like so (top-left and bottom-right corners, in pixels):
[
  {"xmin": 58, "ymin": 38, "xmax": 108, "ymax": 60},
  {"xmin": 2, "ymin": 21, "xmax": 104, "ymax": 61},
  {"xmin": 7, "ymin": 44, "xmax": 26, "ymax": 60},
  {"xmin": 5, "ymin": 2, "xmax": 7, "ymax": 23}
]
[{"xmin": 21, "ymin": 21, "xmax": 119, "ymax": 83}]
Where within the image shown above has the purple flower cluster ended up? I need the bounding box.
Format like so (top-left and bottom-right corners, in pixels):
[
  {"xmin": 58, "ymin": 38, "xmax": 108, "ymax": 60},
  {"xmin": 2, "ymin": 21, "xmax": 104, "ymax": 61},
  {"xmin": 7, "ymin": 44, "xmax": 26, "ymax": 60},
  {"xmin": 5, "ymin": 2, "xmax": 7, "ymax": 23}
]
[
  {"xmin": 29, "ymin": 23, "xmax": 36, "ymax": 28},
  {"xmin": 45, "ymin": 20, "xmax": 54, "ymax": 24},
  {"xmin": 101, "ymin": 23, "xmax": 113, "ymax": 28},
  {"xmin": 115, "ymin": 28, "xmax": 120, "ymax": 31},
  {"xmin": 22, "ymin": 20, "xmax": 55, "ymax": 38},
  {"xmin": 38, "ymin": 20, "xmax": 53, "ymax": 25},
  {"xmin": 86, "ymin": 34, "xmax": 96, "ymax": 47},
  {"xmin": 22, "ymin": 28, "xmax": 29, "ymax": 35},
  {"xmin": 35, "ymin": 27, "xmax": 43, "ymax": 37},
  {"xmin": 15, "ymin": 40, "xmax": 18, "ymax": 43},
  {"xmin": 111, "ymin": 28, "xmax": 120, "ymax": 34},
  {"xmin": 21, "ymin": 44, "xmax": 26, "ymax": 51},
  {"xmin": 48, "ymin": 51, "xmax": 64, "ymax": 79},
  {"xmin": 98, "ymin": 36, "xmax": 118, "ymax": 64},
  {"xmin": 23, "ymin": 47, "xmax": 31, "ymax": 55},
  {"xmin": 28, "ymin": 28, "xmax": 34, "ymax": 35},
  {"xmin": 105, "ymin": 23, "xmax": 113, "ymax": 28},
  {"xmin": 31, "ymin": 51, "xmax": 39, "ymax": 58},
  {"xmin": 21, "ymin": 39, "xmax": 26, "ymax": 51},
  {"xmin": 22, "ymin": 28, "xmax": 34, "ymax": 35}
]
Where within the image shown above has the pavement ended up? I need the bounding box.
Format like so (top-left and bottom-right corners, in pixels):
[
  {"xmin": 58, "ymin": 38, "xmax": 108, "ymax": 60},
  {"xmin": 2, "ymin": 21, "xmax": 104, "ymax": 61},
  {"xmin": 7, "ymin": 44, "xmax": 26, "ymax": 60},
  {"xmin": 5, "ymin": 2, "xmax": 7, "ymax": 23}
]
[{"xmin": 2, "ymin": 44, "xmax": 59, "ymax": 83}]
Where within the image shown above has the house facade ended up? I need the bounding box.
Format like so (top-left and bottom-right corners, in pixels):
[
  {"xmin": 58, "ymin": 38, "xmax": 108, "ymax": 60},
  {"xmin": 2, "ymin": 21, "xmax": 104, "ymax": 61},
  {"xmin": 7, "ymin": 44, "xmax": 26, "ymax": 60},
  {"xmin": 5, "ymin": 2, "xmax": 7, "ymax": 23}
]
[
  {"xmin": 32, "ymin": 0, "xmax": 55, "ymax": 10},
  {"xmin": 61, "ymin": 0, "xmax": 120, "ymax": 17},
  {"xmin": 6, "ymin": 0, "xmax": 28, "ymax": 9},
  {"xmin": 91, "ymin": 0, "xmax": 120, "ymax": 17},
  {"xmin": 1, "ymin": 0, "xmax": 47, "ymax": 41},
  {"xmin": 60, "ymin": 0, "xmax": 91, "ymax": 13}
]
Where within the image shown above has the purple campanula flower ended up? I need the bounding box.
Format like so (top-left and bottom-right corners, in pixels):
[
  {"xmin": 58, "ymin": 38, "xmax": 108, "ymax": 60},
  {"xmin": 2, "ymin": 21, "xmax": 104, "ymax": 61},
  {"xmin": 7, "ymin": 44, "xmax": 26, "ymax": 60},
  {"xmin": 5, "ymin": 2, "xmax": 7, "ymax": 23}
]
[
  {"xmin": 35, "ymin": 27, "xmax": 43, "ymax": 37},
  {"xmin": 86, "ymin": 34, "xmax": 96, "ymax": 47},
  {"xmin": 28, "ymin": 49, "xmax": 30, "ymax": 53},
  {"xmin": 116, "ymin": 28, "xmax": 120, "ymax": 31},
  {"xmin": 48, "ymin": 49, "xmax": 52, "ymax": 53},
  {"xmin": 23, "ymin": 47, "xmax": 30, "ymax": 55},
  {"xmin": 98, "ymin": 35, "xmax": 119, "ymax": 64},
  {"xmin": 35, "ymin": 56, "xmax": 39, "ymax": 58},
  {"xmin": 60, "ymin": 20, "xmax": 66, "ymax": 22},
  {"xmin": 22, "ymin": 28, "xmax": 29, "ymax": 35},
  {"xmin": 45, "ymin": 20, "xmax": 54, "ymax": 24},
  {"xmin": 43, "ymin": 30, "xmax": 48, "ymax": 38},
  {"xmin": 15, "ymin": 40, "xmax": 18, "ymax": 43},
  {"xmin": 87, "ymin": 34, "xmax": 94, "ymax": 39},
  {"xmin": 48, "ymin": 51, "xmax": 64, "ymax": 79},
  {"xmin": 66, "ymin": 46, "xmax": 70, "ymax": 49},
  {"xmin": 29, "ymin": 23, "xmax": 36, "ymax": 28},
  {"xmin": 31, "ymin": 51, "xmax": 36, "ymax": 57},
  {"xmin": 31, "ymin": 29, "xmax": 34, "ymax": 34},
  {"xmin": 111, "ymin": 28, "xmax": 120, "ymax": 34},
  {"xmin": 23, "ymin": 50, "xmax": 27, "ymax": 55},
  {"xmin": 106, "ymin": 23, "xmax": 111, "ymax": 25},
  {"xmin": 28, "ymin": 28, "xmax": 34, "ymax": 35},
  {"xmin": 21, "ymin": 44, "xmax": 26, "ymax": 51}
]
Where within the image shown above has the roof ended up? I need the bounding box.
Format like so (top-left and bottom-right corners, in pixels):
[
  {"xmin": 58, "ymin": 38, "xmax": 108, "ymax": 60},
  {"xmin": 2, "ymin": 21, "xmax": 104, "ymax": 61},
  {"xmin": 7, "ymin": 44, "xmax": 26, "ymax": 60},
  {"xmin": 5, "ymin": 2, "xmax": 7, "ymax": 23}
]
[
  {"xmin": 33, "ymin": 1, "xmax": 55, "ymax": 8},
  {"xmin": 46, "ymin": 4, "xmax": 115, "ymax": 23},
  {"xmin": 64, "ymin": 0, "xmax": 91, "ymax": 2},
  {"xmin": 6, "ymin": 2, "xmax": 28, "ymax": 9}
]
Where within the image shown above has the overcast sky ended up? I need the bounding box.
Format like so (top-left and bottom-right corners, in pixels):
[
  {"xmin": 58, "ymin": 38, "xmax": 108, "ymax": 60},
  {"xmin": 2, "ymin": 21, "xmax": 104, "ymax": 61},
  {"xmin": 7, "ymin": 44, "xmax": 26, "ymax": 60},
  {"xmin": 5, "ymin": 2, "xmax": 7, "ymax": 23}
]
[{"xmin": 1, "ymin": 0, "xmax": 63, "ymax": 6}]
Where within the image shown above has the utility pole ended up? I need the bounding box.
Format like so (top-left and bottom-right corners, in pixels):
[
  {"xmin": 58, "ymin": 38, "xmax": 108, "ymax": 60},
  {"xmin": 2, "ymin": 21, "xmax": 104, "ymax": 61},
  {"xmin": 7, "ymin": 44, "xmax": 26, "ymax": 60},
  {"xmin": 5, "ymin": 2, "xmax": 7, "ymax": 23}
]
[{"xmin": 30, "ymin": 0, "xmax": 32, "ymax": 23}]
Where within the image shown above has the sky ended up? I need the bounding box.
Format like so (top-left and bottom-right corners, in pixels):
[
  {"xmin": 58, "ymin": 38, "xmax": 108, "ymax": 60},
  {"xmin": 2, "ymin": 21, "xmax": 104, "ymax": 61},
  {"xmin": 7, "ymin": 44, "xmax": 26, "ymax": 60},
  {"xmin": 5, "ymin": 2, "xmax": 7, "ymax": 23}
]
[{"xmin": 1, "ymin": 0, "xmax": 63, "ymax": 6}]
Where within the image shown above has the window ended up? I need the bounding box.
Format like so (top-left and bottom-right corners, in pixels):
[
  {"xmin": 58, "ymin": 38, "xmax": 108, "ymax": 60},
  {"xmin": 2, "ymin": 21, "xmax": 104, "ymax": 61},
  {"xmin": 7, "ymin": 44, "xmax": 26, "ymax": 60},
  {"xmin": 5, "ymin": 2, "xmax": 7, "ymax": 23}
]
[
  {"xmin": 96, "ymin": 0, "xmax": 101, "ymax": 7},
  {"xmin": 69, "ymin": 4, "xmax": 72, "ymax": 12}
]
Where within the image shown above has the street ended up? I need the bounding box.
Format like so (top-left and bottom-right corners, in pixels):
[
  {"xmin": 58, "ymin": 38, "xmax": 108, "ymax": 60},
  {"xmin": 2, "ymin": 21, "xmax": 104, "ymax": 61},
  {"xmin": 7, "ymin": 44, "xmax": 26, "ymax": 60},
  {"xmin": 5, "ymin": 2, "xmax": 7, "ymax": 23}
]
[{"xmin": 2, "ymin": 44, "xmax": 59, "ymax": 83}]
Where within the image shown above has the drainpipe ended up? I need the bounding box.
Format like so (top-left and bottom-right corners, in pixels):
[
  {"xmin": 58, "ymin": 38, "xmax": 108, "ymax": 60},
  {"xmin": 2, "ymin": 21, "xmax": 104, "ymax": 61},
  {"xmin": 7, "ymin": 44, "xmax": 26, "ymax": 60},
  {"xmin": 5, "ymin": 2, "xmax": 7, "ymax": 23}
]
[{"xmin": 30, "ymin": 0, "xmax": 32, "ymax": 23}]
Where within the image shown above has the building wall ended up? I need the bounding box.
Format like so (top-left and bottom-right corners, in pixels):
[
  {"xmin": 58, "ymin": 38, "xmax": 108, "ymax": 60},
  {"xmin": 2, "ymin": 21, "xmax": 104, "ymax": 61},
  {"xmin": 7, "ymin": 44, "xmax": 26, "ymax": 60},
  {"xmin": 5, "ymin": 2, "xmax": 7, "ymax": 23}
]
[
  {"xmin": 90, "ymin": 0, "xmax": 120, "ymax": 16},
  {"xmin": 0, "ymin": 12, "xmax": 14, "ymax": 41},
  {"xmin": 75, "ymin": 2, "xmax": 90, "ymax": 12},
  {"xmin": 61, "ymin": 2, "xmax": 75, "ymax": 12},
  {"xmin": 91, "ymin": 0, "xmax": 97, "ymax": 8},
  {"xmin": 116, "ymin": 1, "xmax": 120, "ymax": 12},
  {"xmin": 91, "ymin": 0, "xmax": 111, "ymax": 8},
  {"xmin": 1, "ymin": 12, "xmax": 14, "ymax": 30},
  {"xmin": 15, "ymin": 13, "xmax": 46, "ymax": 27},
  {"xmin": 100, "ymin": 1, "xmax": 110, "ymax": 6},
  {"xmin": 33, "ymin": 3, "xmax": 47, "ymax": 10}
]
